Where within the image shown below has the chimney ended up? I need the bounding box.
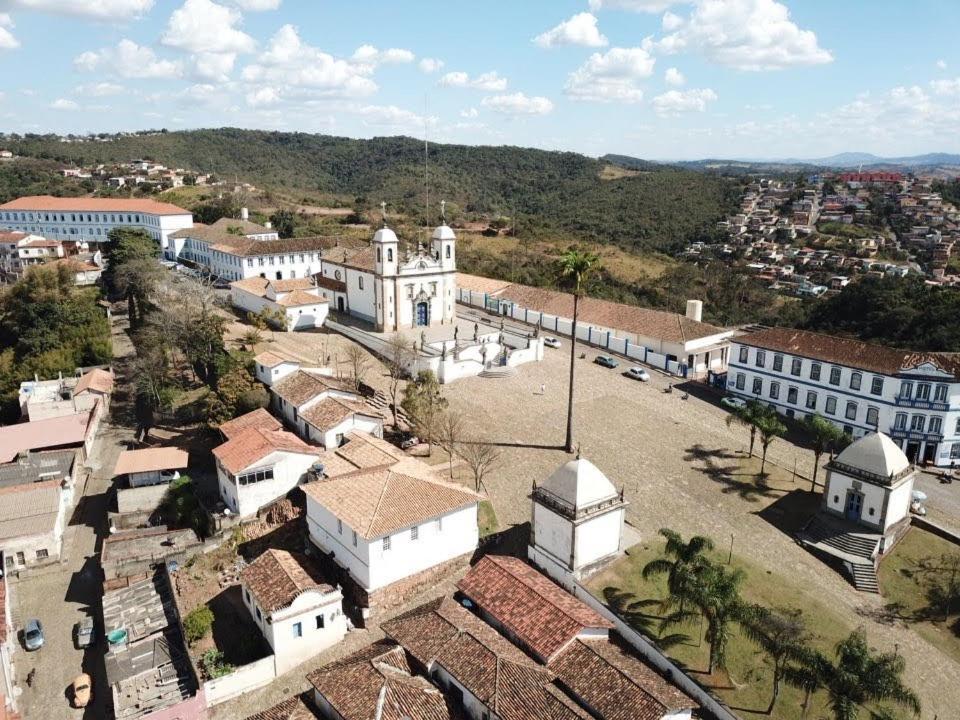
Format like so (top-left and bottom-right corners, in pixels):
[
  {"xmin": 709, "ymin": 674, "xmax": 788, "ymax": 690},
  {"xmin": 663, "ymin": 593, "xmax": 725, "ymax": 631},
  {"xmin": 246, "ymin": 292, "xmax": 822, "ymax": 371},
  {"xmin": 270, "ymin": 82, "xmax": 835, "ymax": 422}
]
[
  {"xmin": 264, "ymin": 221, "xmax": 272, "ymax": 229},
  {"xmin": 685, "ymin": 299, "xmax": 703, "ymax": 323},
  {"xmin": 241, "ymin": 207, "xmax": 249, "ymax": 221}
]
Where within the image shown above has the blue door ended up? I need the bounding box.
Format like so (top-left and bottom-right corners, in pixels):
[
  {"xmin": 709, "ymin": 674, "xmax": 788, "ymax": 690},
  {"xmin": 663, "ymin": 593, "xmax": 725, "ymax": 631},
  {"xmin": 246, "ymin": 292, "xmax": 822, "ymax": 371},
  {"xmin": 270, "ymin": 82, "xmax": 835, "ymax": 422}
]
[
  {"xmin": 844, "ymin": 491, "xmax": 863, "ymax": 522},
  {"xmin": 416, "ymin": 302, "xmax": 428, "ymax": 326}
]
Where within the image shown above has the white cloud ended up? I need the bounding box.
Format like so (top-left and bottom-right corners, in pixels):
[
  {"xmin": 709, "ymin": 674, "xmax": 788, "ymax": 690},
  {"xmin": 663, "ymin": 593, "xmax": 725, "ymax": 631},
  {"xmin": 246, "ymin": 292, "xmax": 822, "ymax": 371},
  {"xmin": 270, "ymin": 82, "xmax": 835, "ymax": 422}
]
[
  {"xmin": 50, "ymin": 97, "xmax": 78, "ymax": 110},
  {"xmin": 937, "ymin": 59, "xmax": 947, "ymax": 70},
  {"xmin": 460, "ymin": 107, "xmax": 479, "ymax": 118},
  {"xmin": 931, "ymin": 77, "xmax": 960, "ymax": 96},
  {"xmin": 661, "ymin": 10, "xmax": 683, "ymax": 30},
  {"xmin": 0, "ymin": 13, "xmax": 16, "ymax": 49},
  {"xmin": 565, "ymin": 47, "xmax": 655, "ymax": 103},
  {"xmin": 588, "ymin": 0, "xmax": 684, "ymax": 12},
  {"xmin": 439, "ymin": 70, "xmax": 507, "ymax": 91},
  {"xmin": 9, "ymin": 0, "xmax": 153, "ymax": 19},
  {"xmin": 419, "ymin": 57, "xmax": 444, "ymax": 74},
  {"xmin": 194, "ymin": 51, "xmax": 236, "ymax": 81},
  {"xmin": 533, "ymin": 12, "xmax": 608, "ymax": 48},
  {"xmin": 654, "ymin": 0, "xmax": 832, "ymax": 71},
  {"xmin": 351, "ymin": 45, "xmax": 415, "ymax": 70},
  {"xmin": 161, "ymin": 0, "xmax": 255, "ymax": 55},
  {"xmin": 664, "ymin": 67, "xmax": 685, "ymax": 86},
  {"xmin": 246, "ymin": 86, "xmax": 279, "ymax": 106},
  {"xmin": 481, "ymin": 92, "xmax": 553, "ymax": 116},
  {"xmin": 355, "ymin": 104, "xmax": 437, "ymax": 130},
  {"xmin": 73, "ymin": 40, "xmax": 182, "ymax": 79},
  {"xmin": 652, "ymin": 87, "xmax": 717, "ymax": 115},
  {"xmin": 75, "ymin": 82, "xmax": 124, "ymax": 97},
  {"xmin": 241, "ymin": 24, "xmax": 377, "ymax": 97},
  {"xmin": 230, "ymin": 0, "xmax": 279, "ymax": 9}
]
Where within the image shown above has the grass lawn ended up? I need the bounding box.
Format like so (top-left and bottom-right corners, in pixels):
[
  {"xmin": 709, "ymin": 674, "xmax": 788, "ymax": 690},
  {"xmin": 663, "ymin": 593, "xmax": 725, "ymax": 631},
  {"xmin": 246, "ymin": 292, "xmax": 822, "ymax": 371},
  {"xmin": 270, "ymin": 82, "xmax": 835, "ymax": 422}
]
[
  {"xmin": 588, "ymin": 541, "xmax": 859, "ymax": 720},
  {"xmin": 478, "ymin": 500, "xmax": 498, "ymax": 538},
  {"xmin": 879, "ymin": 527, "xmax": 960, "ymax": 664}
]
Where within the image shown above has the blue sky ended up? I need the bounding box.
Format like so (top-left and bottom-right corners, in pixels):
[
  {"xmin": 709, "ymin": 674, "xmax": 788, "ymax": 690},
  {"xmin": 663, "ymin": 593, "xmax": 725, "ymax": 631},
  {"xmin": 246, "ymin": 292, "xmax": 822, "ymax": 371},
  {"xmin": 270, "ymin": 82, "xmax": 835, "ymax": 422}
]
[{"xmin": 0, "ymin": 0, "xmax": 958, "ymax": 160}]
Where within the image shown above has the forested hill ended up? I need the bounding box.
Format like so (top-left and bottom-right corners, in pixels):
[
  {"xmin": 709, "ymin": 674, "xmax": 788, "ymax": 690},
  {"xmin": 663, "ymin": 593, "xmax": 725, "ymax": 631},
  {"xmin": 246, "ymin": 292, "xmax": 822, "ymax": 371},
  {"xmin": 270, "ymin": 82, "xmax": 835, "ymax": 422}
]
[{"xmin": 5, "ymin": 129, "xmax": 739, "ymax": 253}]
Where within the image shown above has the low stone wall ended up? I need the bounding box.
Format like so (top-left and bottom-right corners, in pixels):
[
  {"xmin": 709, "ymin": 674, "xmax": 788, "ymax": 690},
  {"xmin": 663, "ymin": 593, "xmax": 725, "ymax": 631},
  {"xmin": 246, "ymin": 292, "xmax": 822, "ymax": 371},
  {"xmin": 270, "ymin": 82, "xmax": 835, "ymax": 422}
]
[
  {"xmin": 912, "ymin": 516, "xmax": 960, "ymax": 546},
  {"xmin": 203, "ymin": 655, "xmax": 277, "ymax": 706}
]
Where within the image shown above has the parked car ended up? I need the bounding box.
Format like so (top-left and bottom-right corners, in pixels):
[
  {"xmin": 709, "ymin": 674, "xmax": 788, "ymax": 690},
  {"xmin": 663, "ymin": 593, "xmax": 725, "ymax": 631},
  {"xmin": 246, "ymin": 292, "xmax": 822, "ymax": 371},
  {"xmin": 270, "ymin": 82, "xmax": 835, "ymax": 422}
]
[
  {"xmin": 625, "ymin": 367, "xmax": 650, "ymax": 382},
  {"xmin": 594, "ymin": 355, "xmax": 619, "ymax": 369},
  {"xmin": 721, "ymin": 396, "xmax": 747, "ymax": 410},
  {"xmin": 158, "ymin": 469, "xmax": 181, "ymax": 482},
  {"xmin": 543, "ymin": 336, "xmax": 561, "ymax": 349},
  {"xmin": 400, "ymin": 435, "xmax": 420, "ymax": 450},
  {"xmin": 75, "ymin": 617, "xmax": 94, "ymax": 649},
  {"xmin": 24, "ymin": 619, "xmax": 43, "ymax": 651},
  {"xmin": 72, "ymin": 673, "xmax": 92, "ymax": 708}
]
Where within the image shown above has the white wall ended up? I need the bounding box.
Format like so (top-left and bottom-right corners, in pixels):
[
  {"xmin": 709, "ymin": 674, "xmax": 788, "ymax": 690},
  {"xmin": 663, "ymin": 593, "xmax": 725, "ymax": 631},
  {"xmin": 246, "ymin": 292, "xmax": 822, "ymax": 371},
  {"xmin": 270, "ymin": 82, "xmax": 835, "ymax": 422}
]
[
  {"xmin": 532, "ymin": 505, "xmax": 572, "ymax": 571},
  {"xmin": 318, "ymin": 415, "xmax": 383, "ymax": 450},
  {"xmin": 344, "ymin": 268, "xmax": 376, "ymax": 322},
  {"xmin": 574, "ymin": 509, "xmax": 624, "ymax": 569},
  {"xmin": 218, "ymin": 450, "xmax": 318, "ymax": 518},
  {"xmin": 287, "ymin": 302, "xmax": 329, "ymax": 330},
  {"xmin": 823, "ymin": 471, "xmax": 887, "ymax": 530},
  {"xmin": 306, "ymin": 496, "xmax": 372, "ymax": 589},
  {"xmin": 255, "ymin": 361, "xmax": 300, "ymax": 386},
  {"xmin": 203, "ymin": 655, "xmax": 276, "ymax": 706},
  {"xmin": 884, "ymin": 478, "xmax": 914, "ymax": 531}
]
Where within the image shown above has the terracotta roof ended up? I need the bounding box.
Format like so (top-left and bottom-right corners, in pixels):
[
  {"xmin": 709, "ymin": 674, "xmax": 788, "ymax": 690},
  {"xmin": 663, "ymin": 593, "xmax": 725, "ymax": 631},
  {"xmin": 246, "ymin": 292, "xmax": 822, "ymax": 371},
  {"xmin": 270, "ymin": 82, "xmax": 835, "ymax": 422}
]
[
  {"xmin": 313, "ymin": 275, "xmax": 347, "ymax": 292},
  {"xmin": 113, "ymin": 447, "xmax": 188, "ymax": 476},
  {"xmin": 219, "ymin": 408, "xmax": 282, "ymax": 439},
  {"xmin": 736, "ymin": 327, "xmax": 960, "ymax": 378},
  {"xmin": 271, "ymin": 370, "xmax": 352, "ymax": 407},
  {"xmin": 271, "ymin": 278, "xmax": 314, "ymax": 292},
  {"xmin": 240, "ymin": 549, "xmax": 336, "ymax": 614},
  {"xmin": 455, "ymin": 273, "xmax": 514, "ymax": 295},
  {"xmin": 302, "ymin": 465, "xmax": 479, "ymax": 540},
  {"xmin": 549, "ymin": 638, "xmax": 696, "ymax": 720},
  {"xmin": 314, "ymin": 432, "xmax": 407, "ymax": 477},
  {"xmin": 0, "ymin": 231, "xmax": 29, "ymax": 242},
  {"xmin": 21, "ymin": 238, "xmax": 61, "ymax": 248},
  {"xmin": 231, "ymin": 277, "xmax": 317, "ymax": 298},
  {"xmin": 321, "ymin": 245, "xmax": 376, "ymax": 272},
  {"xmin": 52, "ymin": 258, "xmax": 100, "ymax": 272},
  {"xmin": 243, "ymin": 695, "xmax": 318, "ymax": 720},
  {"xmin": 277, "ymin": 289, "xmax": 326, "ymax": 307},
  {"xmin": 213, "ymin": 426, "xmax": 317, "ymax": 475},
  {"xmin": 254, "ymin": 351, "xmax": 295, "ymax": 368},
  {"xmin": 0, "ymin": 411, "xmax": 93, "ymax": 463},
  {"xmin": 74, "ymin": 368, "xmax": 114, "ymax": 395},
  {"xmin": 173, "ymin": 228, "xmax": 344, "ymax": 257},
  {"xmin": 307, "ymin": 641, "xmax": 456, "ymax": 720},
  {"xmin": 301, "ymin": 397, "xmax": 382, "ymax": 431},
  {"xmin": 0, "ymin": 195, "xmax": 190, "ymax": 216},
  {"xmin": 0, "ymin": 479, "xmax": 61, "ymax": 541},
  {"xmin": 456, "ymin": 556, "xmax": 613, "ymax": 662},
  {"xmin": 230, "ymin": 277, "xmax": 270, "ymax": 295}
]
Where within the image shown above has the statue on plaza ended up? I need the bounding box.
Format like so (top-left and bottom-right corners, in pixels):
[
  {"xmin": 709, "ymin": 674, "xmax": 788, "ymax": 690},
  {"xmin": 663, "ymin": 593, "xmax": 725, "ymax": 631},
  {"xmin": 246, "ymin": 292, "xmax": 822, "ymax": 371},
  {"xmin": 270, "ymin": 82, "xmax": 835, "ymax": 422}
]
[
  {"xmin": 473, "ymin": 322, "xmax": 479, "ymax": 341},
  {"xmin": 420, "ymin": 330, "xmax": 427, "ymax": 350}
]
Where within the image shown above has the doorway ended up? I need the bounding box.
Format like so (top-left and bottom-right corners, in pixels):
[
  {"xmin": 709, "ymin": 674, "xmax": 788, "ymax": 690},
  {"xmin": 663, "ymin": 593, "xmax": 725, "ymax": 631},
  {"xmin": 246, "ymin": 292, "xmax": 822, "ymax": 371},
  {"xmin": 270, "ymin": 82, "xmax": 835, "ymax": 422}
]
[
  {"xmin": 906, "ymin": 441, "xmax": 920, "ymax": 463},
  {"xmin": 416, "ymin": 301, "xmax": 429, "ymax": 326},
  {"xmin": 337, "ymin": 297, "xmax": 345, "ymax": 312},
  {"xmin": 923, "ymin": 443, "xmax": 937, "ymax": 465},
  {"xmin": 844, "ymin": 491, "xmax": 863, "ymax": 522}
]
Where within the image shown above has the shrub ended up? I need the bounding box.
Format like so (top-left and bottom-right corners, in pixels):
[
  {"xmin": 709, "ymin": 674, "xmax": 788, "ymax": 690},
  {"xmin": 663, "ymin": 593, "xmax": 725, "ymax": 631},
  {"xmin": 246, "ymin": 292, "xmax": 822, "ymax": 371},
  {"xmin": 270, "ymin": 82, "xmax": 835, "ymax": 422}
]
[
  {"xmin": 183, "ymin": 605, "xmax": 214, "ymax": 644},
  {"xmin": 200, "ymin": 649, "xmax": 234, "ymax": 678}
]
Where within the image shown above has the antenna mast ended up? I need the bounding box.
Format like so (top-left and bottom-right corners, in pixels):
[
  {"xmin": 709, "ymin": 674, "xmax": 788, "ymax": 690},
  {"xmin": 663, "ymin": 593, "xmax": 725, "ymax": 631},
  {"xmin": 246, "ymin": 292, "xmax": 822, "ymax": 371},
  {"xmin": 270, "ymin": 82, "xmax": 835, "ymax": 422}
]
[{"xmin": 423, "ymin": 93, "xmax": 429, "ymax": 247}]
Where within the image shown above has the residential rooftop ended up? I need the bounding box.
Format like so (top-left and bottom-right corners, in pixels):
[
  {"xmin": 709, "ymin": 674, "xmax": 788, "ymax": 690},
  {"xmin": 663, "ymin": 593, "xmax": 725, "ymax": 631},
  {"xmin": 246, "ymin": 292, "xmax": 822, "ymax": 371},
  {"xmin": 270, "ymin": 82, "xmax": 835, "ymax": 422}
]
[
  {"xmin": 240, "ymin": 549, "xmax": 337, "ymax": 614},
  {"xmin": 113, "ymin": 447, "xmax": 189, "ymax": 476},
  {"xmin": 0, "ymin": 195, "xmax": 191, "ymax": 216}
]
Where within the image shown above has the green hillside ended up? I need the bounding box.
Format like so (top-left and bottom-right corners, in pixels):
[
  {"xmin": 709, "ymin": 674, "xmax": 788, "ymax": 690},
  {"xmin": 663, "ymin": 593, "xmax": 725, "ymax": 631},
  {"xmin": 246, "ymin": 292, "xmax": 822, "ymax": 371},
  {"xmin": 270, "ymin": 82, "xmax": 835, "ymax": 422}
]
[{"xmin": 5, "ymin": 129, "xmax": 739, "ymax": 254}]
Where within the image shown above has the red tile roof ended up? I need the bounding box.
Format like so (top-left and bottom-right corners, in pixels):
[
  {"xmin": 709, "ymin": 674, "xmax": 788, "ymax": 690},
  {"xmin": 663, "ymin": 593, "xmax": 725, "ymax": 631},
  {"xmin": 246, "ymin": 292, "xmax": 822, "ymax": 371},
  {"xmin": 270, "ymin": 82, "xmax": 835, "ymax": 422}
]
[
  {"xmin": 243, "ymin": 695, "xmax": 318, "ymax": 720},
  {"xmin": 0, "ymin": 195, "xmax": 191, "ymax": 216},
  {"xmin": 301, "ymin": 397, "xmax": 382, "ymax": 432},
  {"xmin": 456, "ymin": 556, "xmax": 613, "ymax": 662},
  {"xmin": 74, "ymin": 368, "xmax": 114, "ymax": 395},
  {"xmin": 253, "ymin": 351, "xmax": 295, "ymax": 368},
  {"xmin": 239, "ymin": 549, "xmax": 336, "ymax": 613},
  {"xmin": 113, "ymin": 447, "xmax": 188, "ymax": 476},
  {"xmin": 213, "ymin": 426, "xmax": 317, "ymax": 475},
  {"xmin": 218, "ymin": 408, "xmax": 282, "ymax": 439},
  {"xmin": 271, "ymin": 370, "xmax": 352, "ymax": 407},
  {"xmin": 277, "ymin": 289, "xmax": 327, "ymax": 307},
  {"xmin": 0, "ymin": 410, "xmax": 93, "ymax": 463}
]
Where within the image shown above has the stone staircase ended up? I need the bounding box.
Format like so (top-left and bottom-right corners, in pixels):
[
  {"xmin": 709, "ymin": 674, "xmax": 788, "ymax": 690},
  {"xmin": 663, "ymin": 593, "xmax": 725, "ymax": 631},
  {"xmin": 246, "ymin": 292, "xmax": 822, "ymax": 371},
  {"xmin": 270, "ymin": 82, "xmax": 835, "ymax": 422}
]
[
  {"xmin": 850, "ymin": 563, "xmax": 880, "ymax": 594},
  {"xmin": 478, "ymin": 365, "xmax": 518, "ymax": 379},
  {"xmin": 367, "ymin": 390, "xmax": 410, "ymax": 426},
  {"xmin": 799, "ymin": 515, "xmax": 882, "ymax": 594}
]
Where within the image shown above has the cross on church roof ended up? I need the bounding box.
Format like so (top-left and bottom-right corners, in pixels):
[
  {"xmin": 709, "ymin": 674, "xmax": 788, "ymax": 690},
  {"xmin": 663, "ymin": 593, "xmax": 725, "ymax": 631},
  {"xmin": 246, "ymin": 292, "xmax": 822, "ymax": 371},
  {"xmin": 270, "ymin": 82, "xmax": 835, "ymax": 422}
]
[
  {"xmin": 440, "ymin": 199, "xmax": 446, "ymax": 223},
  {"xmin": 380, "ymin": 201, "xmax": 387, "ymax": 227}
]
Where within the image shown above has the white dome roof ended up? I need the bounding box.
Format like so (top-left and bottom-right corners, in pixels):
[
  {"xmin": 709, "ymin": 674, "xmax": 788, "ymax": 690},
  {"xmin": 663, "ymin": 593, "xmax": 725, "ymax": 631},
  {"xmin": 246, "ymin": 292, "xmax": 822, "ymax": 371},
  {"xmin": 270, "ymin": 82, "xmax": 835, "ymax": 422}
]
[
  {"xmin": 541, "ymin": 458, "xmax": 617, "ymax": 509},
  {"xmin": 834, "ymin": 432, "xmax": 910, "ymax": 478},
  {"xmin": 373, "ymin": 227, "xmax": 398, "ymax": 244},
  {"xmin": 432, "ymin": 224, "xmax": 456, "ymax": 241}
]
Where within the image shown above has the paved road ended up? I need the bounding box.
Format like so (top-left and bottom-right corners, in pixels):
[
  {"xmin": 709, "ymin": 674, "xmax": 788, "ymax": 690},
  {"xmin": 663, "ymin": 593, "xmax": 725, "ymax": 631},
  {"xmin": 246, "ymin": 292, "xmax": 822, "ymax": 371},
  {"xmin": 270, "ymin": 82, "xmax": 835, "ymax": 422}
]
[{"xmin": 915, "ymin": 469, "xmax": 960, "ymax": 535}]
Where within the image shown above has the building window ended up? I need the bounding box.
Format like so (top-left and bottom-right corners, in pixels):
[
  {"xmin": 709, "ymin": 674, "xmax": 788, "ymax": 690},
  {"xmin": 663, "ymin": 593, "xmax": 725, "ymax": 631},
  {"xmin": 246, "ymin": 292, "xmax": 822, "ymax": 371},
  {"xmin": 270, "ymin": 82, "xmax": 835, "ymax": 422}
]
[
  {"xmin": 358, "ymin": 276, "xmax": 364, "ymax": 290},
  {"xmin": 387, "ymin": 248, "xmax": 393, "ymax": 262},
  {"xmin": 850, "ymin": 372, "xmax": 862, "ymax": 391},
  {"xmin": 956, "ymin": 417, "xmax": 960, "ymax": 435},
  {"xmin": 36, "ymin": 548, "xmax": 48, "ymax": 559},
  {"xmin": 752, "ymin": 378, "xmax": 762, "ymax": 395},
  {"xmin": 256, "ymin": 607, "xmax": 262, "ymax": 621},
  {"xmin": 411, "ymin": 525, "xmax": 419, "ymax": 541},
  {"xmin": 917, "ymin": 383, "xmax": 931, "ymax": 401},
  {"xmin": 911, "ymin": 415, "xmax": 926, "ymax": 432},
  {"xmin": 787, "ymin": 387, "xmax": 798, "ymax": 404},
  {"xmin": 809, "ymin": 363, "xmax": 821, "ymax": 381},
  {"xmin": 773, "ymin": 354, "xmax": 783, "ymax": 372},
  {"xmin": 292, "ymin": 622, "xmax": 303, "ymax": 638},
  {"xmin": 930, "ymin": 416, "xmax": 943, "ymax": 434},
  {"xmin": 735, "ymin": 374, "xmax": 745, "ymax": 391},
  {"xmin": 952, "ymin": 443, "xmax": 960, "ymax": 459},
  {"xmin": 866, "ymin": 407, "xmax": 879, "ymax": 427},
  {"xmin": 337, "ymin": 518, "xmax": 342, "ymax": 535},
  {"xmin": 236, "ymin": 468, "xmax": 274, "ymax": 486},
  {"xmin": 825, "ymin": 396, "xmax": 837, "ymax": 415},
  {"xmin": 377, "ymin": 247, "xmax": 382, "ymax": 262},
  {"xmin": 769, "ymin": 382, "xmax": 780, "ymax": 400},
  {"xmin": 871, "ymin": 377, "xmax": 884, "ymax": 396},
  {"xmin": 845, "ymin": 401, "xmax": 857, "ymax": 421},
  {"xmin": 352, "ymin": 530, "xmax": 358, "ymax": 547},
  {"xmin": 900, "ymin": 381, "xmax": 913, "ymax": 399},
  {"xmin": 935, "ymin": 384, "xmax": 948, "ymax": 403},
  {"xmin": 738, "ymin": 347, "xmax": 748, "ymax": 363},
  {"xmin": 829, "ymin": 367, "xmax": 841, "ymax": 385},
  {"xmin": 755, "ymin": 350, "xmax": 766, "ymax": 368},
  {"xmin": 316, "ymin": 614, "xmax": 325, "ymax": 629},
  {"xmin": 895, "ymin": 413, "xmax": 907, "ymax": 430},
  {"xmin": 383, "ymin": 535, "xmax": 391, "ymax": 551},
  {"xmin": 790, "ymin": 358, "xmax": 802, "ymax": 376},
  {"xmin": 805, "ymin": 391, "xmax": 817, "ymax": 409},
  {"xmin": 445, "ymin": 245, "xmax": 451, "ymax": 259}
]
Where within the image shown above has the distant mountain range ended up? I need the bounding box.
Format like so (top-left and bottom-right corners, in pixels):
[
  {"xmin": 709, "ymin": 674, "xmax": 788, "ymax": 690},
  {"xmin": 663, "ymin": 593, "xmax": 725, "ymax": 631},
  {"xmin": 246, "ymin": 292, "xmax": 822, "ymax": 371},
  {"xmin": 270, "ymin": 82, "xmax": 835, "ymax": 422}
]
[{"xmin": 778, "ymin": 152, "xmax": 960, "ymax": 168}]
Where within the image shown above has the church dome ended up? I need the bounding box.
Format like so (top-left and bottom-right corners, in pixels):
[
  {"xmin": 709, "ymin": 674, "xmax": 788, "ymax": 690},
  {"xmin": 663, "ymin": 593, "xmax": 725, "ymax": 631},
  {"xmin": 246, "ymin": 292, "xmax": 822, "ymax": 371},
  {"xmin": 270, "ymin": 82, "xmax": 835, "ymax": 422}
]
[
  {"xmin": 373, "ymin": 227, "xmax": 398, "ymax": 244},
  {"xmin": 540, "ymin": 458, "xmax": 618, "ymax": 509},
  {"xmin": 834, "ymin": 432, "xmax": 910, "ymax": 478},
  {"xmin": 432, "ymin": 224, "xmax": 456, "ymax": 241}
]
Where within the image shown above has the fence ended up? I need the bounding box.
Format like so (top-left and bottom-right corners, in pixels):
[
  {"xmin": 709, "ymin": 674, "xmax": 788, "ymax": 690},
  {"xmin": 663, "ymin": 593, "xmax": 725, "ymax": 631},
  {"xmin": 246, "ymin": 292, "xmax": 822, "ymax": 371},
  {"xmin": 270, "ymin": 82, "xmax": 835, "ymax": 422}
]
[{"xmin": 203, "ymin": 654, "xmax": 277, "ymax": 706}]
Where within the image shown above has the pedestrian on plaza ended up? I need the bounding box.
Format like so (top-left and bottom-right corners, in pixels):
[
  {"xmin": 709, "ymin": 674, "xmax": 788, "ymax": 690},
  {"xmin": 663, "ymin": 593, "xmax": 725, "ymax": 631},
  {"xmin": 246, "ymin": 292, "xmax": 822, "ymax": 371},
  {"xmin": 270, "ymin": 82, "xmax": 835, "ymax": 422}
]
[{"xmin": 540, "ymin": 383, "xmax": 546, "ymax": 395}]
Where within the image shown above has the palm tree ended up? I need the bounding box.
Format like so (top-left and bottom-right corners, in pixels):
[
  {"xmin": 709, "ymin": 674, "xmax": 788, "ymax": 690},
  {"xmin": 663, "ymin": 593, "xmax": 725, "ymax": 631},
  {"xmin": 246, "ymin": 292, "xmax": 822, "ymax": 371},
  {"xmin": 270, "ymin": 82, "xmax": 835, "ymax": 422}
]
[
  {"xmin": 739, "ymin": 606, "xmax": 815, "ymax": 714},
  {"xmin": 557, "ymin": 249, "xmax": 599, "ymax": 454},
  {"xmin": 803, "ymin": 414, "xmax": 846, "ymax": 491},
  {"xmin": 726, "ymin": 400, "xmax": 764, "ymax": 457},
  {"xmin": 755, "ymin": 406, "xmax": 787, "ymax": 477},
  {"xmin": 642, "ymin": 529, "xmax": 714, "ymax": 615},
  {"xmin": 816, "ymin": 629, "xmax": 921, "ymax": 720}
]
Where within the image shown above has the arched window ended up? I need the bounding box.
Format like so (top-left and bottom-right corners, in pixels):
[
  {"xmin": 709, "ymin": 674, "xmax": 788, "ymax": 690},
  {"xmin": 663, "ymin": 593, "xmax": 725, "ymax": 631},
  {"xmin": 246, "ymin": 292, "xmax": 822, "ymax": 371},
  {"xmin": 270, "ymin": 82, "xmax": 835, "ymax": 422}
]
[
  {"xmin": 377, "ymin": 247, "xmax": 382, "ymax": 262},
  {"xmin": 445, "ymin": 245, "xmax": 451, "ymax": 259},
  {"xmin": 387, "ymin": 248, "xmax": 393, "ymax": 262}
]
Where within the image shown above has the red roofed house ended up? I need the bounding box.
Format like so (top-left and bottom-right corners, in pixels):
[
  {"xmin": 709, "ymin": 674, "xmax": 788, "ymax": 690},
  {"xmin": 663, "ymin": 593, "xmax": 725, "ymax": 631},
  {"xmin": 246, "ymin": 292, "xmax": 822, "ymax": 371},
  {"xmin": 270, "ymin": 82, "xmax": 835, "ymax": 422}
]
[
  {"xmin": 213, "ymin": 414, "xmax": 320, "ymax": 517},
  {"xmin": 0, "ymin": 410, "xmax": 97, "ymax": 464},
  {"xmin": 0, "ymin": 479, "xmax": 72, "ymax": 573},
  {"xmin": 230, "ymin": 277, "xmax": 330, "ymax": 331},
  {"xmin": 0, "ymin": 231, "xmax": 63, "ymax": 277}
]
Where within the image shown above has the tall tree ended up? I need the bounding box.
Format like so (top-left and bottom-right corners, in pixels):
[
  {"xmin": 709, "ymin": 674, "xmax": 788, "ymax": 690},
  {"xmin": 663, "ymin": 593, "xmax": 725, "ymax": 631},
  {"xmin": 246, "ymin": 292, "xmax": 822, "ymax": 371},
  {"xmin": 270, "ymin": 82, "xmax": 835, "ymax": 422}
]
[
  {"xmin": 457, "ymin": 439, "xmax": 501, "ymax": 493},
  {"xmin": 803, "ymin": 414, "xmax": 846, "ymax": 491},
  {"xmin": 739, "ymin": 606, "xmax": 815, "ymax": 714},
  {"xmin": 755, "ymin": 407, "xmax": 787, "ymax": 477},
  {"xmin": 102, "ymin": 227, "xmax": 158, "ymax": 298},
  {"xmin": 401, "ymin": 370, "xmax": 448, "ymax": 456},
  {"xmin": 384, "ymin": 333, "xmax": 412, "ymax": 429},
  {"xmin": 557, "ymin": 249, "xmax": 599, "ymax": 453},
  {"xmin": 643, "ymin": 528, "xmax": 715, "ymax": 615}
]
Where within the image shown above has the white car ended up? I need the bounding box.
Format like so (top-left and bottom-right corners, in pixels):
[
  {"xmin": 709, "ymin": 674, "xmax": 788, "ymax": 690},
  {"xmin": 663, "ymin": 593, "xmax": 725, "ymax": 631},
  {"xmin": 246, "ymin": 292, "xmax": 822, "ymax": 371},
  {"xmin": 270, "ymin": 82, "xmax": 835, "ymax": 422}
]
[
  {"xmin": 721, "ymin": 396, "xmax": 747, "ymax": 410},
  {"xmin": 543, "ymin": 337, "xmax": 561, "ymax": 349},
  {"xmin": 625, "ymin": 367, "xmax": 650, "ymax": 381}
]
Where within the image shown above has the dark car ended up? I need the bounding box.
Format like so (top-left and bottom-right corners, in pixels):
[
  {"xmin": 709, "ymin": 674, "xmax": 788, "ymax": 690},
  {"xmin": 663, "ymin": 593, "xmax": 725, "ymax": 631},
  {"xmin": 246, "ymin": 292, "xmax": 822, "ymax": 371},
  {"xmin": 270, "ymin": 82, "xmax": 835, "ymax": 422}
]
[{"xmin": 594, "ymin": 355, "xmax": 619, "ymax": 369}]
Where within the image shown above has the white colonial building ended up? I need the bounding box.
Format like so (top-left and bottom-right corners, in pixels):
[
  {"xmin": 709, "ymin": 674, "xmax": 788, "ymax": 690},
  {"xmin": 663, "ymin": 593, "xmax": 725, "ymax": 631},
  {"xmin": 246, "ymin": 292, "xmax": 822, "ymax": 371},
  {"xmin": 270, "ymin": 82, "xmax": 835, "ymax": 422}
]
[
  {"xmin": 728, "ymin": 327, "xmax": 960, "ymax": 466},
  {"xmin": 239, "ymin": 549, "xmax": 347, "ymax": 674},
  {"xmin": 0, "ymin": 196, "xmax": 193, "ymax": 251},
  {"xmin": 230, "ymin": 276, "xmax": 329, "ymax": 331},
  {"xmin": 528, "ymin": 457, "xmax": 628, "ymax": 586},
  {"xmin": 0, "ymin": 231, "xmax": 63, "ymax": 275},
  {"xmin": 213, "ymin": 409, "xmax": 320, "ymax": 517}
]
